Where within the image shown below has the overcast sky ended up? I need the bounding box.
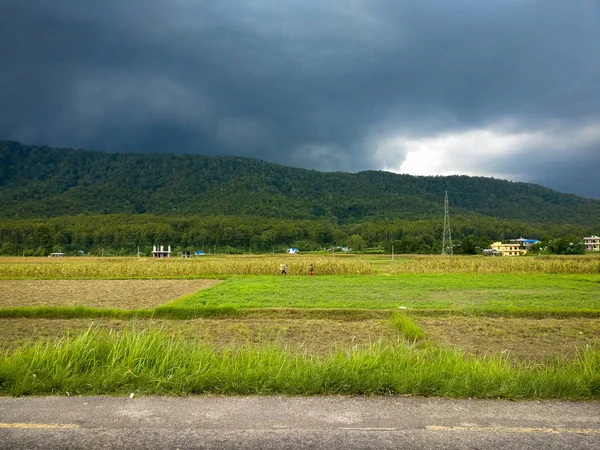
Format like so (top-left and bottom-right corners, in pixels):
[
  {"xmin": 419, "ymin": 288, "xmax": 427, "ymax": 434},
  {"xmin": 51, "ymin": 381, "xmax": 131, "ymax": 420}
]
[{"xmin": 1, "ymin": 1, "xmax": 599, "ymax": 198}]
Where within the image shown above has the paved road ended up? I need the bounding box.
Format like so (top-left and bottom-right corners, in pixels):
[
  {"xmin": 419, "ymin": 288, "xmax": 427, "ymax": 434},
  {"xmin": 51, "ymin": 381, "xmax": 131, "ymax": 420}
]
[{"xmin": 0, "ymin": 396, "xmax": 599, "ymax": 449}]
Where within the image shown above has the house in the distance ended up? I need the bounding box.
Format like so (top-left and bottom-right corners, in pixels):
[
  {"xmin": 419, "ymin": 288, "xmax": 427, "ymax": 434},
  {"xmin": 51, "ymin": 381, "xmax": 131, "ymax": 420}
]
[
  {"xmin": 287, "ymin": 248, "xmax": 300, "ymax": 254},
  {"xmin": 583, "ymin": 236, "xmax": 600, "ymax": 252},
  {"xmin": 491, "ymin": 242, "xmax": 527, "ymax": 256},
  {"xmin": 510, "ymin": 238, "xmax": 540, "ymax": 250},
  {"xmin": 152, "ymin": 245, "xmax": 172, "ymax": 258}
]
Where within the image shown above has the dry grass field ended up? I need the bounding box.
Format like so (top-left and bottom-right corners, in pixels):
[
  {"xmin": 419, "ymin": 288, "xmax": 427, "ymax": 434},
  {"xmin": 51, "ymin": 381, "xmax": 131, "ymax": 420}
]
[
  {"xmin": 0, "ymin": 317, "xmax": 398, "ymax": 357},
  {"xmin": 0, "ymin": 314, "xmax": 598, "ymax": 363},
  {"xmin": 0, "ymin": 279, "xmax": 220, "ymax": 309},
  {"xmin": 419, "ymin": 316, "xmax": 600, "ymax": 363}
]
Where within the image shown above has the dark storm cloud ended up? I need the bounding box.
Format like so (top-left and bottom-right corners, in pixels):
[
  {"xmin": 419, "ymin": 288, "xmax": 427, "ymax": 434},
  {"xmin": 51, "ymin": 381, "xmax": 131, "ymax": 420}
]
[{"xmin": 1, "ymin": 1, "xmax": 599, "ymax": 196}]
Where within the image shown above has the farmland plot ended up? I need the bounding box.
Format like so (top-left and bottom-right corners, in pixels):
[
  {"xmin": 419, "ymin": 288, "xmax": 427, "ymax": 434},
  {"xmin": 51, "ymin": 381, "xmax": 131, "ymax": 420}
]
[
  {"xmin": 1, "ymin": 256, "xmax": 600, "ymax": 398},
  {"xmin": 0, "ymin": 279, "xmax": 220, "ymax": 309}
]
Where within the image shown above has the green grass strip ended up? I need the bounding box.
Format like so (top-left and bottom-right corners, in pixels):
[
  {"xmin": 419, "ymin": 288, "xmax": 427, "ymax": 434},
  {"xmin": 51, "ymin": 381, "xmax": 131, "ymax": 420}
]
[
  {"xmin": 0, "ymin": 328, "xmax": 598, "ymax": 398},
  {"xmin": 1, "ymin": 305, "xmax": 600, "ymax": 320},
  {"xmin": 0, "ymin": 305, "xmax": 239, "ymax": 320}
]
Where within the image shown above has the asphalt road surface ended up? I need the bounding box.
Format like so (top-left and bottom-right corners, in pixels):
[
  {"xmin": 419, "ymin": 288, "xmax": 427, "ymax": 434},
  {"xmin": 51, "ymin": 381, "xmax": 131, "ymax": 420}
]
[{"xmin": 1, "ymin": 396, "xmax": 599, "ymax": 449}]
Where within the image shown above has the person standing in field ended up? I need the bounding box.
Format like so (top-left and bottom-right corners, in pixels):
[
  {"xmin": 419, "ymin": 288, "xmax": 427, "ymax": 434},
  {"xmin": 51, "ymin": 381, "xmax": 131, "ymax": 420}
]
[
  {"xmin": 280, "ymin": 263, "xmax": 288, "ymax": 275},
  {"xmin": 309, "ymin": 264, "xmax": 314, "ymax": 276}
]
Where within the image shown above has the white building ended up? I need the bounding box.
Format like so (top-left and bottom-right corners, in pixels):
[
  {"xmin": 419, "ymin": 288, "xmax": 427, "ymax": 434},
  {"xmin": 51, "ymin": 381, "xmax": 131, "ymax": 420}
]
[
  {"xmin": 583, "ymin": 236, "xmax": 600, "ymax": 252},
  {"xmin": 152, "ymin": 245, "xmax": 172, "ymax": 258}
]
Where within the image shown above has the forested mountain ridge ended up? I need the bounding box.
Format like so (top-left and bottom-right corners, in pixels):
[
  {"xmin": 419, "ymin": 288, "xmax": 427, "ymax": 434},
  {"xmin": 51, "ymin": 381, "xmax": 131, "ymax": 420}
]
[{"xmin": 1, "ymin": 140, "xmax": 599, "ymax": 226}]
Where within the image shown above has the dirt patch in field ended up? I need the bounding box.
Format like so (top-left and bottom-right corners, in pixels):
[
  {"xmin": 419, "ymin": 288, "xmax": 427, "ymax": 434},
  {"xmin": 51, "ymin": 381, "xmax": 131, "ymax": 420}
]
[
  {"xmin": 419, "ymin": 316, "xmax": 600, "ymax": 363},
  {"xmin": 0, "ymin": 318, "xmax": 399, "ymax": 356},
  {"xmin": 0, "ymin": 280, "xmax": 220, "ymax": 309}
]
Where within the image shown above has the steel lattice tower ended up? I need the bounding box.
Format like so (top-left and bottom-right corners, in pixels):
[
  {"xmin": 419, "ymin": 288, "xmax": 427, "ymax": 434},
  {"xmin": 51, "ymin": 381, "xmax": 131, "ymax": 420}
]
[{"xmin": 442, "ymin": 190, "xmax": 453, "ymax": 255}]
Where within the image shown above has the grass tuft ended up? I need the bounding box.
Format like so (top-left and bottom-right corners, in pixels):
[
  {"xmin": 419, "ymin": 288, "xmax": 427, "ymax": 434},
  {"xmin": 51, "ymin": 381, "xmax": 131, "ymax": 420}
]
[
  {"xmin": 153, "ymin": 305, "xmax": 239, "ymax": 319},
  {"xmin": 390, "ymin": 312, "xmax": 425, "ymax": 340}
]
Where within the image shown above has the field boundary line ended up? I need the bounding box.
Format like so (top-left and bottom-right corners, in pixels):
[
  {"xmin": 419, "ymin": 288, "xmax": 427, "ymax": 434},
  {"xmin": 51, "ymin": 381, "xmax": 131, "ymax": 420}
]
[{"xmin": 1, "ymin": 306, "xmax": 600, "ymax": 320}]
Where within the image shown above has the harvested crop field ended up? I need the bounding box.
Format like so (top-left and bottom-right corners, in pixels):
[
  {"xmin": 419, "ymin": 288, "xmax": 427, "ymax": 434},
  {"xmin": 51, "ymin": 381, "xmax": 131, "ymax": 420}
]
[
  {"xmin": 0, "ymin": 318, "xmax": 399, "ymax": 356},
  {"xmin": 0, "ymin": 279, "xmax": 221, "ymax": 309},
  {"xmin": 419, "ymin": 316, "xmax": 600, "ymax": 363},
  {"xmin": 1, "ymin": 315, "xmax": 598, "ymax": 363}
]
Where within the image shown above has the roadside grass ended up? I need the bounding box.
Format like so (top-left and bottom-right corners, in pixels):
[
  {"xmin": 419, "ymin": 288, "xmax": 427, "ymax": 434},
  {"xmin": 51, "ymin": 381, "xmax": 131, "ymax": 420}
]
[{"xmin": 1, "ymin": 328, "xmax": 598, "ymax": 398}]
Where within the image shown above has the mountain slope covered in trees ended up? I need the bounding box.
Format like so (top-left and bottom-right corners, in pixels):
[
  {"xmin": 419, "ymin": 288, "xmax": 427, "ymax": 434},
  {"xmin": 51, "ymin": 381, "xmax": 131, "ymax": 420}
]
[{"xmin": 1, "ymin": 140, "xmax": 599, "ymax": 226}]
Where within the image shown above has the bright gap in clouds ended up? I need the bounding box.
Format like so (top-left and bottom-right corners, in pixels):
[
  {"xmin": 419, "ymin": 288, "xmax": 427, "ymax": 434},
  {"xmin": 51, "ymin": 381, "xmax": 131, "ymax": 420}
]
[
  {"xmin": 373, "ymin": 121, "xmax": 600, "ymax": 183},
  {"xmin": 376, "ymin": 128, "xmax": 541, "ymax": 180}
]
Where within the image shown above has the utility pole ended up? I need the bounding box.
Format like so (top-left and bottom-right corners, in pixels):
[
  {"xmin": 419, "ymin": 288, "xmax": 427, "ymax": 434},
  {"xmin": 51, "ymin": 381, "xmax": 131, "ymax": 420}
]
[
  {"xmin": 442, "ymin": 190, "xmax": 453, "ymax": 255},
  {"xmin": 392, "ymin": 245, "xmax": 394, "ymax": 261}
]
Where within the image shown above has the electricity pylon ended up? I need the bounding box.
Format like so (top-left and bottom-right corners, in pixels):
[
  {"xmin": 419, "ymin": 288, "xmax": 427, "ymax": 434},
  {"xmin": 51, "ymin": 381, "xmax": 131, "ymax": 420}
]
[{"xmin": 442, "ymin": 190, "xmax": 453, "ymax": 255}]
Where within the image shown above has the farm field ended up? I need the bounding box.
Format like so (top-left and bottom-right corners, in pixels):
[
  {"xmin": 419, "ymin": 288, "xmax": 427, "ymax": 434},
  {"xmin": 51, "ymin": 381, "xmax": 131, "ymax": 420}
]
[
  {"xmin": 0, "ymin": 279, "xmax": 219, "ymax": 309},
  {"xmin": 0, "ymin": 317, "xmax": 398, "ymax": 356},
  {"xmin": 0, "ymin": 255, "xmax": 599, "ymax": 398},
  {"xmin": 0, "ymin": 316, "xmax": 598, "ymax": 364},
  {"xmin": 1, "ymin": 253, "xmax": 600, "ymax": 278},
  {"xmin": 173, "ymin": 274, "xmax": 600, "ymax": 314}
]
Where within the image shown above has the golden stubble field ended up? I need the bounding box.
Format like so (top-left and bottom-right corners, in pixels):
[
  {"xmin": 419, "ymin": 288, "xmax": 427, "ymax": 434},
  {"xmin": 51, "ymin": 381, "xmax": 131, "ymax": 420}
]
[{"xmin": 1, "ymin": 253, "xmax": 599, "ymax": 276}]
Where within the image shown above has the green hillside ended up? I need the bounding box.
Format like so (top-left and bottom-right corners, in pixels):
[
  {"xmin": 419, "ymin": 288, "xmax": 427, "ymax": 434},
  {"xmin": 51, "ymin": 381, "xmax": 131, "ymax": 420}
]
[{"xmin": 1, "ymin": 140, "xmax": 599, "ymax": 226}]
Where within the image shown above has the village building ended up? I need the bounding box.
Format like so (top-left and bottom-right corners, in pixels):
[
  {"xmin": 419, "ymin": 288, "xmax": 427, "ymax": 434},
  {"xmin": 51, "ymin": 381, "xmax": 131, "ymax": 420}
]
[
  {"xmin": 583, "ymin": 236, "xmax": 600, "ymax": 252},
  {"xmin": 510, "ymin": 238, "xmax": 540, "ymax": 250},
  {"xmin": 152, "ymin": 245, "xmax": 172, "ymax": 258},
  {"xmin": 490, "ymin": 242, "xmax": 527, "ymax": 256}
]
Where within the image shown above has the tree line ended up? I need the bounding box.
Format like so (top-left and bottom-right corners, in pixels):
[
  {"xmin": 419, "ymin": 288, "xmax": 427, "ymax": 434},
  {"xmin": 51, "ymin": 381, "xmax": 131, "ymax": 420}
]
[{"xmin": 0, "ymin": 214, "xmax": 593, "ymax": 256}]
